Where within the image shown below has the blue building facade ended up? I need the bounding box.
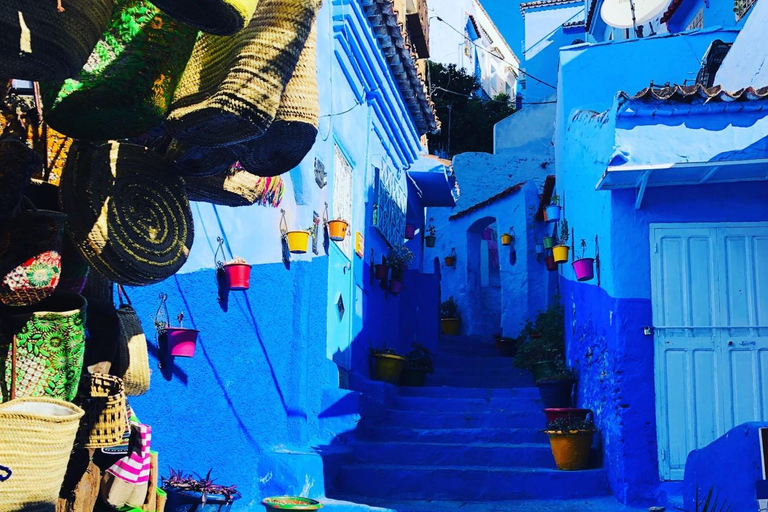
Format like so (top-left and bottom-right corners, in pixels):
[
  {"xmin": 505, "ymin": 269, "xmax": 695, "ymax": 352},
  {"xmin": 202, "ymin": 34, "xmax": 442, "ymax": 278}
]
[{"xmin": 118, "ymin": 0, "xmax": 454, "ymax": 508}]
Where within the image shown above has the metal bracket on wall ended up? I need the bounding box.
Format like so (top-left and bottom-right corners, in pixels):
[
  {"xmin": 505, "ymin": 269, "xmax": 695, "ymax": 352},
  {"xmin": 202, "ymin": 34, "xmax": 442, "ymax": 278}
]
[
  {"xmin": 312, "ymin": 211, "xmax": 320, "ymax": 255},
  {"xmin": 314, "ymin": 157, "xmax": 327, "ymax": 188},
  {"xmin": 635, "ymin": 170, "xmax": 650, "ymax": 210}
]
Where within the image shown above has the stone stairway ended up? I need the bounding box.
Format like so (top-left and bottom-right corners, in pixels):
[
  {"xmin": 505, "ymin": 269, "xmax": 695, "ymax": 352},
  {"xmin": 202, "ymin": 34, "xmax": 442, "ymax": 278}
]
[{"xmin": 325, "ymin": 335, "xmax": 637, "ymax": 511}]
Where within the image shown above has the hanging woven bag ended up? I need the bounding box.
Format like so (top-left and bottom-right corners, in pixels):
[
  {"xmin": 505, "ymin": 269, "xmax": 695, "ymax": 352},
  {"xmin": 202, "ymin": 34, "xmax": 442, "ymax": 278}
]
[
  {"xmin": 116, "ymin": 285, "xmax": 150, "ymax": 396},
  {"xmin": 59, "ymin": 141, "xmax": 194, "ymax": 286},
  {"xmin": 185, "ymin": 161, "xmax": 285, "ymax": 207},
  {"xmin": 167, "ymin": 0, "xmax": 323, "ymax": 147},
  {"xmin": 0, "ymin": 199, "xmax": 66, "ymax": 307},
  {"xmin": 41, "ymin": 0, "xmax": 198, "ymax": 141},
  {"xmin": 0, "ymin": 397, "xmax": 84, "ymax": 512},
  {"xmin": 77, "ymin": 372, "xmax": 129, "ymax": 448},
  {"xmin": 0, "ymin": 0, "xmax": 113, "ymax": 81},
  {"xmin": 1, "ymin": 292, "xmax": 87, "ymax": 404},
  {"xmin": 151, "ymin": 0, "xmax": 259, "ymax": 35},
  {"xmin": 240, "ymin": 22, "xmax": 318, "ymax": 177},
  {"xmin": 166, "ymin": 138, "xmax": 243, "ymax": 177},
  {"xmin": 0, "ymin": 103, "xmax": 42, "ymax": 218}
]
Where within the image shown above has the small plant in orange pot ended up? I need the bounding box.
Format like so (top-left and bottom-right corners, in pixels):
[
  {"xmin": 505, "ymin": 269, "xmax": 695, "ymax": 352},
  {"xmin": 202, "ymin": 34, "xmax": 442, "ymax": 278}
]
[
  {"xmin": 501, "ymin": 229, "xmax": 514, "ymax": 246},
  {"xmin": 327, "ymin": 218, "xmax": 349, "ymax": 242},
  {"xmin": 444, "ymin": 248, "xmax": 457, "ymax": 268},
  {"xmin": 545, "ymin": 416, "xmax": 597, "ymax": 471},
  {"xmin": 440, "ymin": 296, "xmax": 461, "ymax": 335}
]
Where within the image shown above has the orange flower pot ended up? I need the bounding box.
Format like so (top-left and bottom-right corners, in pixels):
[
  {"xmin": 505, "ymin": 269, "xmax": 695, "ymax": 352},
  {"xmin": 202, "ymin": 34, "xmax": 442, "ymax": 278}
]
[
  {"xmin": 501, "ymin": 233, "xmax": 513, "ymax": 246},
  {"xmin": 327, "ymin": 220, "xmax": 348, "ymax": 241},
  {"xmin": 444, "ymin": 256, "xmax": 456, "ymax": 267},
  {"xmin": 547, "ymin": 430, "xmax": 594, "ymax": 470}
]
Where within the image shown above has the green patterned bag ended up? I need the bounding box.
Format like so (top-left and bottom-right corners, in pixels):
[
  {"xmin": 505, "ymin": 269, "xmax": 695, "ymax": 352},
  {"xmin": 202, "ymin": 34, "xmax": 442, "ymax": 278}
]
[
  {"xmin": 0, "ymin": 292, "xmax": 86, "ymax": 403},
  {"xmin": 41, "ymin": 0, "xmax": 197, "ymax": 140}
]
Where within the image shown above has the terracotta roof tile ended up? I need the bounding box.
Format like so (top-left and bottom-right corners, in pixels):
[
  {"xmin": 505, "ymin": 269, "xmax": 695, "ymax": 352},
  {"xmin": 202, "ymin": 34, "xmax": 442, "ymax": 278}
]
[
  {"xmin": 623, "ymin": 83, "xmax": 768, "ymax": 103},
  {"xmin": 449, "ymin": 183, "xmax": 525, "ymax": 221},
  {"xmin": 660, "ymin": 0, "xmax": 684, "ymax": 24}
]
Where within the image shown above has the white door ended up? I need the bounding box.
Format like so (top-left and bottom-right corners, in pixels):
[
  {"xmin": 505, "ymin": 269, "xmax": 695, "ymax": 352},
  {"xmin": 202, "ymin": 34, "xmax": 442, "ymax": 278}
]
[{"xmin": 651, "ymin": 223, "xmax": 768, "ymax": 480}]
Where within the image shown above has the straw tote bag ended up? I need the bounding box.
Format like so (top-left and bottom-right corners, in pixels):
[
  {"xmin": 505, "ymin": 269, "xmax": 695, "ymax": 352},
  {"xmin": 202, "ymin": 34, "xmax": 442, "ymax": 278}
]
[
  {"xmin": 116, "ymin": 285, "xmax": 150, "ymax": 396},
  {"xmin": 151, "ymin": 0, "xmax": 259, "ymax": 35},
  {"xmin": 42, "ymin": 0, "xmax": 198, "ymax": 141},
  {"xmin": 167, "ymin": 0, "xmax": 323, "ymax": 147},
  {"xmin": 59, "ymin": 141, "xmax": 194, "ymax": 286},
  {"xmin": 0, "ymin": 397, "xmax": 84, "ymax": 512},
  {"xmin": 0, "ymin": 0, "xmax": 113, "ymax": 81},
  {"xmin": 77, "ymin": 372, "xmax": 128, "ymax": 448},
  {"xmin": 185, "ymin": 162, "xmax": 285, "ymax": 207},
  {"xmin": 241, "ymin": 23, "xmax": 318, "ymax": 177}
]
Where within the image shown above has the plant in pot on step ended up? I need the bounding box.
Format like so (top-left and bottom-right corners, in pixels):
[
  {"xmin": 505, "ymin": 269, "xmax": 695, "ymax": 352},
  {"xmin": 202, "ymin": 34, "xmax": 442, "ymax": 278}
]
[
  {"xmin": 386, "ymin": 244, "xmax": 414, "ymax": 295},
  {"xmin": 513, "ymin": 302, "xmax": 565, "ymax": 381},
  {"xmin": 370, "ymin": 346, "xmax": 406, "ymax": 384},
  {"xmin": 399, "ymin": 343, "xmax": 434, "ymax": 387},
  {"xmin": 163, "ymin": 469, "xmax": 241, "ymax": 511},
  {"xmin": 536, "ymin": 364, "xmax": 576, "ymax": 408},
  {"xmin": 440, "ymin": 296, "xmax": 461, "ymax": 335},
  {"xmin": 496, "ymin": 335, "xmax": 518, "ymax": 358},
  {"xmin": 544, "ymin": 194, "xmax": 561, "ymax": 223},
  {"xmin": 572, "ymin": 239, "xmax": 595, "ymax": 282},
  {"xmin": 425, "ymin": 220, "xmax": 436, "ymax": 248},
  {"xmin": 552, "ymin": 218, "xmax": 570, "ymax": 264},
  {"xmin": 544, "ymin": 416, "xmax": 597, "ymax": 471}
]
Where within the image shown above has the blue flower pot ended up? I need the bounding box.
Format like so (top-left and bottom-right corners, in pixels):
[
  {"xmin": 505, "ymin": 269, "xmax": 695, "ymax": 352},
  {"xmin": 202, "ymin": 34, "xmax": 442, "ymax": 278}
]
[
  {"xmin": 165, "ymin": 488, "xmax": 240, "ymax": 512},
  {"xmin": 545, "ymin": 205, "xmax": 561, "ymax": 223}
]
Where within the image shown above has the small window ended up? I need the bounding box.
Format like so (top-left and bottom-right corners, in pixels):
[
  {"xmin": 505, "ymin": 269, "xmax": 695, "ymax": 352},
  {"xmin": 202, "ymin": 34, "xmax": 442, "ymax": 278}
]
[{"xmin": 687, "ymin": 8, "xmax": 704, "ymax": 30}]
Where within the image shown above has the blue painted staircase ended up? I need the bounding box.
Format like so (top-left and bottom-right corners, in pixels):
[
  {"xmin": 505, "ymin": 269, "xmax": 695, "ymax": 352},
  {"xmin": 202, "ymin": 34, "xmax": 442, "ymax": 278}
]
[{"xmin": 322, "ymin": 335, "xmax": 640, "ymax": 511}]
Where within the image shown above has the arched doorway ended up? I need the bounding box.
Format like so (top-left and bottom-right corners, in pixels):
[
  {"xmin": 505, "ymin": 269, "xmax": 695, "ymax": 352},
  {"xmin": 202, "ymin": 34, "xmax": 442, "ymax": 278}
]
[{"xmin": 466, "ymin": 216, "xmax": 501, "ymax": 335}]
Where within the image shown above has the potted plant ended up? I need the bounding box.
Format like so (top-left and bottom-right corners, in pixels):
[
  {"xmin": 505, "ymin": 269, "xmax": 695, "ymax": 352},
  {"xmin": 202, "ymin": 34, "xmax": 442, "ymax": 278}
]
[
  {"xmin": 544, "ymin": 194, "xmax": 561, "ymax": 223},
  {"xmin": 544, "ymin": 255, "xmax": 557, "ymax": 272},
  {"xmin": 497, "ymin": 335, "xmax": 518, "ymax": 357},
  {"xmin": 440, "ymin": 296, "xmax": 461, "ymax": 335},
  {"xmin": 163, "ymin": 469, "xmax": 241, "ymax": 512},
  {"xmin": 386, "ymin": 245, "xmax": 414, "ymax": 294},
  {"xmin": 552, "ymin": 219, "xmax": 570, "ymax": 264},
  {"xmin": 158, "ymin": 312, "xmax": 199, "ymax": 358},
  {"xmin": 500, "ymin": 229, "xmax": 514, "ymax": 246},
  {"xmin": 326, "ymin": 218, "xmax": 348, "ymax": 242},
  {"xmin": 399, "ymin": 343, "xmax": 433, "ymax": 387},
  {"xmin": 221, "ymin": 256, "xmax": 251, "ymax": 291},
  {"xmin": 572, "ymin": 239, "xmax": 595, "ymax": 282},
  {"xmin": 536, "ymin": 366, "xmax": 576, "ymax": 408},
  {"xmin": 544, "ymin": 417, "xmax": 596, "ymax": 470},
  {"xmin": 444, "ymin": 248, "xmax": 457, "ymax": 268},
  {"xmin": 544, "ymin": 408, "xmax": 591, "ymax": 424},
  {"xmin": 262, "ymin": 497, "xmax": 323, "ymax": 511},
  {"xmin": 513, "ymin": 304, "xmax": 565, "ymax": 381},
  {"xmin": 425, "ymin": 220, "xmax": 436, "ymax": 248},
  {"xmin": 405, "ymin": 224, "xmax": 417, "ymax": 240},
  {"xmin": 370, "ymin": 347, "xmax": 406, "ymax": 384},
  {"xmin": 374, "ymin": 257, "xmax": 389, "ymax": 281},
  {"xmin": 542, "ymin": 235, "xmax": 556, "ymax": 249},
  {"xmin": 285, "ymin": 227, "xmax": 313, "ymax": 254}
]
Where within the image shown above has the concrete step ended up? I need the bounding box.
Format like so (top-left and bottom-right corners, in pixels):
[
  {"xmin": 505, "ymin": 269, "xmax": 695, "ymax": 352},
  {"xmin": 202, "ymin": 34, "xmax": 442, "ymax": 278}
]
[
  {"xmin": 328, "ymin": 496, "xmax": 646, "ymax": 512},
  {"xmin": 426, "ymin": 374, "xmax": 535, "ymax": 388},
  {"xmin": 351, "ymin": 440, "xmax": 555, "ymax": 468},
  {"xmin": 335, "ymin": 464, "xmax": 611, "ymax": 500},
  {"xmin": 433, "ymin": 354, "xmax": 515, "ymax": 369},
  {"xmin": 438, "ymin": 346, "xmax": 500, "ymax": 357},
  {"xmin": 383, "ymin": 409, "xmax": 544, "ymax": 429},
  {"xmin": 366, "ymin": 426, "xmax": 547, "ymax": 444},
  {"xmin": 391, "ymin": 395, "xmax": 542, "ymax": 413},
  {"xmin": 397, "ymin": 386, "xmax": 538, "ymax": 399}
]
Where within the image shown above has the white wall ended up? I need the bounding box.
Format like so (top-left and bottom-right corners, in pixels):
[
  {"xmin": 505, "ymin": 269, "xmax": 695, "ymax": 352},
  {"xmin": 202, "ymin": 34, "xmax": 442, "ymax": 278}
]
[{"xmin": 715, "ymin": 0, "xmax": 768, "ymax": 90}]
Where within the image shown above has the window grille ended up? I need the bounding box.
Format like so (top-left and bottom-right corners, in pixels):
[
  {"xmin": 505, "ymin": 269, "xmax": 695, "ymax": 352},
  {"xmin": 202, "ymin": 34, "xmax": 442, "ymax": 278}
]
[
  {"xmin": 687, "ymin": 8, "xmax": 704, "ymax": 30},
  {"xmin": 735, "ymin": 0, "xmax": 757, "ymax": 21}
]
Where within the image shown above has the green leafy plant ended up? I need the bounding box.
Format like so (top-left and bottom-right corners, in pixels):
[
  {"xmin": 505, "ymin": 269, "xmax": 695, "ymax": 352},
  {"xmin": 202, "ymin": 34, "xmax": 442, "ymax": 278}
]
[
  {"xmin": 370, "ymin": 346, "xmax": 399, "ymax": 357},
  {"xmin": 538, "ymin": 366, "xmax": 575, "ymax": 382},
  {"xmin": 579, "ymin": 239, "xmax": 588, "ymax": 259},
  {"xmin": 559, "ymin": 219, "xmax": 570, "ymax": 244},
  {"xmin": 386, "ymin": 244, "xmax": 415, "ymax": 281},
  {"xmin": 426, "ymin": 218, "xmax": 436, "ymax": 237},
  {"xmin": 513, "ymin": 302, "xmax": 565, "ymax": 371},
  {"xmin": 550, "ymin": 194, "xmax": 560, "ymax": 206},
  {"xmin": 544, "ymin": 417, "xmax": 596, "ymax": 434},
  {"xmin": 440, "ymin": 296, "xmax": 460, "ymax": 319},
  {"xmin": 162, "ymin": 469, "xmax": 241, "ymax": 503},
  {"xmin": 404, "ymin": 343, "xmax": 434, "ymax": 373},
  {"xmin": 688, "ymin": 486, "xmax": 732, "ymax": 512}
]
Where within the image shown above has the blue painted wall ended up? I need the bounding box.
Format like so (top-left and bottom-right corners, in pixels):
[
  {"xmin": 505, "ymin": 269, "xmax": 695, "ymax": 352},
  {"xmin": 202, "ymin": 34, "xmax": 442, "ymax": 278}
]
[
  {"xmin": 121, "ymin": 0, "xmax": 438, "ymax": 507},
  {"xmin": 555, "ymin": 26, "xmax": 768, "ymax": 505}
]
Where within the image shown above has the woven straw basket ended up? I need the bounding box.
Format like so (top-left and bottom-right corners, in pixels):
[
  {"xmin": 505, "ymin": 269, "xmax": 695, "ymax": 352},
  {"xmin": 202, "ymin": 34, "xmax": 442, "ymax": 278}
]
[
  {"xmin": 152, "ymin": 0, "xmax": 259, "ymax": 35},
  {"xmin": 0, "ymin": 397, "xmax": 84, "ymax": 512},
  {"xmin": 60, "ymin": 141, "xmax": 194, "ymax": 286},
  {"xmin": 241, "ymin": 23, "xmax": 318, "ymax": 177},
  {"xmin": 167, "ymin": 0, "xmax": 323, "ymax": 147},
  {"xmin": 116, "ymin": 297, "xmax": 150, "ymax": 396},
  {"xmin": 166, "ymin": 139, "xmax": 242, "ymax": 177},
  {"xmin": 185, "ymin": 162, "xmax": 285, "ymax": 207},
  {"xmin": 42, "ymin": 0, "xmax": 197, "ymax": 141},
  {"xmin": 78, "ymin": 373, "xmax": 128, "ymax": 448},
  {"xmin": 0, "ymin": 0, "xmax": 113, "ymax": 81}
]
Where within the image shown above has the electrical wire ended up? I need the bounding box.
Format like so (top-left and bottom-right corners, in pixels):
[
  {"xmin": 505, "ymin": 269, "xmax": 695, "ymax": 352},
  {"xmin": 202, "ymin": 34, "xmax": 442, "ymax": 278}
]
[
  {"xmin": 431, "ymin": 15, "xmax": 558, "ymax": 90},
  {"xmin": 431, "ymin": 85, "xmax": 556, "ymax": 105}
]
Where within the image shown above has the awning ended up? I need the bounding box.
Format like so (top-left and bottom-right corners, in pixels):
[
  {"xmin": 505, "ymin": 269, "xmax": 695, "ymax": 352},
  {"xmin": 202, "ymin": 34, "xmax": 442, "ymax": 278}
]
[{"xmin": 407, "ymin": 155, "xmax": 459, "ymax": 207}]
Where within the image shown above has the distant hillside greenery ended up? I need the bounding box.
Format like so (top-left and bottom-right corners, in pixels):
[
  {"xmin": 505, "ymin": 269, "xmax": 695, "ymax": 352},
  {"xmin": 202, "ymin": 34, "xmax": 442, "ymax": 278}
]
[{"xmin": 427, "ymin": 61, "xmax": 515, "ymax": 157}]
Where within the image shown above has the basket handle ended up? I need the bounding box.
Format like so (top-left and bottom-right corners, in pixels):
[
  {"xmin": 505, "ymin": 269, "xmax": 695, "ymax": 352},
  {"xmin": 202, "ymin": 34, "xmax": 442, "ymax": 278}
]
[
  {"xmin": 9, "ymin": 334, "xmax": 17, "ymax": 401},
  {"xmin": 116, "ymin": 284, "xmax": 132, "ymax": 307}
]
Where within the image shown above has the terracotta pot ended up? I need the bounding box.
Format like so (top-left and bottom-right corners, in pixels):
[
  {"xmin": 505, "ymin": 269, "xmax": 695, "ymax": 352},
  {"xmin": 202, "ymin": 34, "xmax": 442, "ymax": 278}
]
[
  {"xmin": 441, "ymin": 318, "xmax": 461, "ymax": 335},
  {"xmin": 372, "ymin": 354, "xmax": 406, "ymax": 384},
  {"xmin": 327, "ymin": 219, "xmax": 348, "ymax": 241},
  {"xmin": 547, "ymin": 430, "xmax": 594, "ymax": 470},
  {"xmin": 223, "ymin": 262, "xmax": 251, "ymax": 290}
]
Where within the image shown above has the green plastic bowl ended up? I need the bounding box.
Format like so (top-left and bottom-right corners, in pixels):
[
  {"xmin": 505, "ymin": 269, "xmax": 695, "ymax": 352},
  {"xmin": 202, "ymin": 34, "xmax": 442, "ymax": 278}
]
[{"xmin": 262, "ymin": 496, "xmax": 324, "ymax": 510}]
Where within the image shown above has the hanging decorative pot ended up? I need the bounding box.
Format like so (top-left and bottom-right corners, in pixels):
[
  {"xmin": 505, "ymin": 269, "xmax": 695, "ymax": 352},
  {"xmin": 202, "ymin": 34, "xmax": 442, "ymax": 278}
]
[
  {"xmin": 375, "ymin": 264, "xmax": 389, "ymax": 281},
  {"xmin": 501, "ymin": 233, "xmax": 513, "ymax": 246},
  {"xmin": 224, "ymin": 262, "xmax": 252, "ymax": 290},
  {"xmin": 285, "ymin": 231, "xmax": 310, "ymax": 254},
  {"xmin": 327, "ymin": 219, "xmax": 348, "ymax": 242},
  {"xmin": 542, "ymin": 236, "xmax": 555, "ymax": 249},
  {"xmin": 405, "ymin": 224, "xmax": 417, "ymax": 240},
  {"xmin": 572, "ymin": 257, "xmax": 595, "ymax": 282},
  {"xmin": 165, "ymin": 327, "xmax": 200, "ymax": 358},
  {"xmin": 545, "ymin": 205, "xmax": 561, "ymax": 223},
  {"xmin": 545, "ymin": 256, "xmax": 557, "ymax": 272},
  {"xmin": 444, "ymin": 248, "xmax": 457, "ymax": 268},
  {"xmin": 425, "ymin": 235, "xmax": 436, "ymax": 248},
  {"xmin": 552, "ymin": 245, "xmax": 570, "ymax": 264},
  {"xmin": 389, "ymin": 280, "xmax": 403, "ymax": 294}
]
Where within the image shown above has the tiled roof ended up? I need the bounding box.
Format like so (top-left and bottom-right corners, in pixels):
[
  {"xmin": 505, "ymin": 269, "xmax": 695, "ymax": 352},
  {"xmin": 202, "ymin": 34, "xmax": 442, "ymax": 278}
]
[
  {"xmin": 585, "ymin": 0, "xmax": 599, "ymax": 31},
  {"xmin": 520, "ymin": 0, "xmax": 582, "ymax": 17},
  {"xmin": 660, "ymin": 0, "xmax": 684, "ymax": 23},
  {"xmin": 623, "ymin": 83, "xmax": 768, "ymax": 102},
  {"xmin": 362, "ymin": 0, "xmax": 439, "ymax": 135},
  {"xmin": 563, "ymin": 20, "xmax": 586, "ymax": 29},
  {"xmin": 449, "ymin": 183, "xmax": 525, "ymax": 221}
]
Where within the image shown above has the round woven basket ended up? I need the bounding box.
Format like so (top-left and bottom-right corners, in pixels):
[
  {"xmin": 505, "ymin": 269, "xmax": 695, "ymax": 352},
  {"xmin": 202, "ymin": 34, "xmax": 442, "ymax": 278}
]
[
  {"xmin": 185, "ymin": 162, "xmax": 285, "ymax": 207},
  {"xmin": 42, "ymin": 0, "xmax": 197, "ymax": 141},
  {"xmin": 167, "ymin": 0, "xmax": 323, "ymax": 147},
  {"xmin": 77, "ymin": 373, "xmax": 128, "ymax": 448},
  {"xmin": 0, "ymin": 397, "xmax": 84, "ymax": 512},
  {"xmin": 59, "ymin": 142, "xmax": 194, "ymax": 286},
  {"xmin": 241, "ymin": 23, "xmax": 318, "ymax": 177},
  {"xmin": 0, "ymin": 0, "xmax": 114, "ymax": 81},
  {"xmin": 166, "ymin": 139, "xmax": 242, "ymax": 177},
  {"xmin": 151, "ymin": 0, "xmax": 259, "ymax": 35}
]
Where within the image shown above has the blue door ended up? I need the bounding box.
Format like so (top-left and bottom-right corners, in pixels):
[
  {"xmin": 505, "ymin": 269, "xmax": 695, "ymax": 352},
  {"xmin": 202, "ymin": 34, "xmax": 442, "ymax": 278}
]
[{"xmin": 651, "ymin": 223, "xmax": 768, "ymax": 480}]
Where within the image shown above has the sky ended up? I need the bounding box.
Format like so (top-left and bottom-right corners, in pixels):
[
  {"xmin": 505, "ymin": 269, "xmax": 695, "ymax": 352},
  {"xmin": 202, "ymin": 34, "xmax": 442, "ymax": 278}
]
[{"xmin": 480, "ymin": 0, "xmax": 527, "ymax": 59}]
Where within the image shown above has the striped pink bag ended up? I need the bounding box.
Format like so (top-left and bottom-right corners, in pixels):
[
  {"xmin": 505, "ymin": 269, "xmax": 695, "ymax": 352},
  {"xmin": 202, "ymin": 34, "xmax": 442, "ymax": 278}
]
[{"xmin": 100, "ymin": 423, "xmax": 152, "ymax": 508}]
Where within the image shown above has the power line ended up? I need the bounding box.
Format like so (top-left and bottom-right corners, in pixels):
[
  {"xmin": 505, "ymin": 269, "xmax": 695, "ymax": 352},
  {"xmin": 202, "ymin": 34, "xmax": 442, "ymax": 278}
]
[
  {"xmin": 431, "ymin": 15, "xmax": 558, "ymax": 90},
  {"xmin": 431, "ymin": 86, "xmax": 556, "ymax": 105}
]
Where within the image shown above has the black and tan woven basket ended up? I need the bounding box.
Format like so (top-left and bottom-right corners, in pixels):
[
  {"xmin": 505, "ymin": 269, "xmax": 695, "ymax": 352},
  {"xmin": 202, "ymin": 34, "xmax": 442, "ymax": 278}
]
[
  {"xmin": 151, "ymin": 0, "xmax": 259, "ymax": 35},
  {"xmin": 78, "ymin": 373, "xmax": 128, "ymax": 448}
]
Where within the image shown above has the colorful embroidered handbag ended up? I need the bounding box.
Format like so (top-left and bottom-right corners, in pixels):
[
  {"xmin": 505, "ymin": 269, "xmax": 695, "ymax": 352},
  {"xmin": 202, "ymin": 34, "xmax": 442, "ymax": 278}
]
[
  {"xmin": 1, "ymin": 292, "xmax": 86, "ymax": 403},
  {"xmin": 99, "ymin": 422, "xmax": 152, "ymax": 508},
  {"xmin": 42, "ymin": 0, "xmax": 197, "ymax": 140}
]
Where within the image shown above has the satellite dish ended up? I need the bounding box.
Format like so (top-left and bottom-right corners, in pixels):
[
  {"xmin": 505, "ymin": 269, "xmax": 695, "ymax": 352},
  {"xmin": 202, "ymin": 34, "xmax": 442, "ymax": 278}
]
[{"xmin": 601, "ymin": 0, "xmax": 673, "ymax": 29}]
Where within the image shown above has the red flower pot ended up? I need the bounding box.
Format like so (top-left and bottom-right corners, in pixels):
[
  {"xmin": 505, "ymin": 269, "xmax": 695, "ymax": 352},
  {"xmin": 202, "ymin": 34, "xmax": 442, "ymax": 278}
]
[
  {"xmin": 224, "ymin": 263, "xmax": 252, "ymax": 290},
  {"xmin": 389, "ymin": 280, "xmax": 403, "ymax": 294},
  {"xmin": 375, "ymin": 264, "xmax": 389, "ymax": 280},
  {"xmin": 545, "ymin": 256, "xmax": 557, "ymax": 271},
  {"xmin": 544, "ymin": 408, "xmax": 591, "ymax": 423},
  {"xmin": 405, "ymin": 224, "xmax": 417, "ymax": 239},
  {"xmin": 165, "ymin": 327, "xmax": 199, "ymax": 357}
]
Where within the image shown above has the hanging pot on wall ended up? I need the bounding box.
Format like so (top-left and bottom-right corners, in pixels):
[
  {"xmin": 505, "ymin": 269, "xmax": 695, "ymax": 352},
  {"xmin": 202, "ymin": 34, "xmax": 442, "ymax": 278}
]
[
  {"xmin": 444, "ymin": 255, "xmax": 456, "ymax": 267},
  {"xmin": 405, "ymin": 224, "xmax": 417, "ymax": 240},
  {"xmin": 425, "ymin": 235, "xmax": 436, "ymax": 248},
  {"xmin": 375, "ymin": 264, "xmax": 389, "ymax": 281},
  {"xmin": 501, "ymin": 233, "xmax": 513, "ymax": 246},
  {"xmin": 223, "ymin": 262, "xmax": 252, "ymax": 290},
  {"xmin": 327, "ymin": 219, "xmax": 348, "ymax": 242},
  {"xmin": 164, "ymin": 327, "xmax": 200, "ymax": 358},
  {"xmin": 572, "ymin": 257, "xmax": 595, "ymax": 282},
  {"xmin": 389, "ymin": 280, "xmax": 403, "ymax": 294},
  {"xmin": 542, "ymin": 236, "xmax": 555, "ymax": 250},
  {"xmin": 545, "ymin": 256, "xmax": 557, "ymax": 272},
  {"xmin": 552, "ymin": 245, "xmax": 570, "ymax": 264},
  {"xmin": 285, "ymin": 230, "xmax": 310, "ymax": 254},
  {"xmin": 545, "ymin": 205, "xmax": 561, "ymax": 223}
]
